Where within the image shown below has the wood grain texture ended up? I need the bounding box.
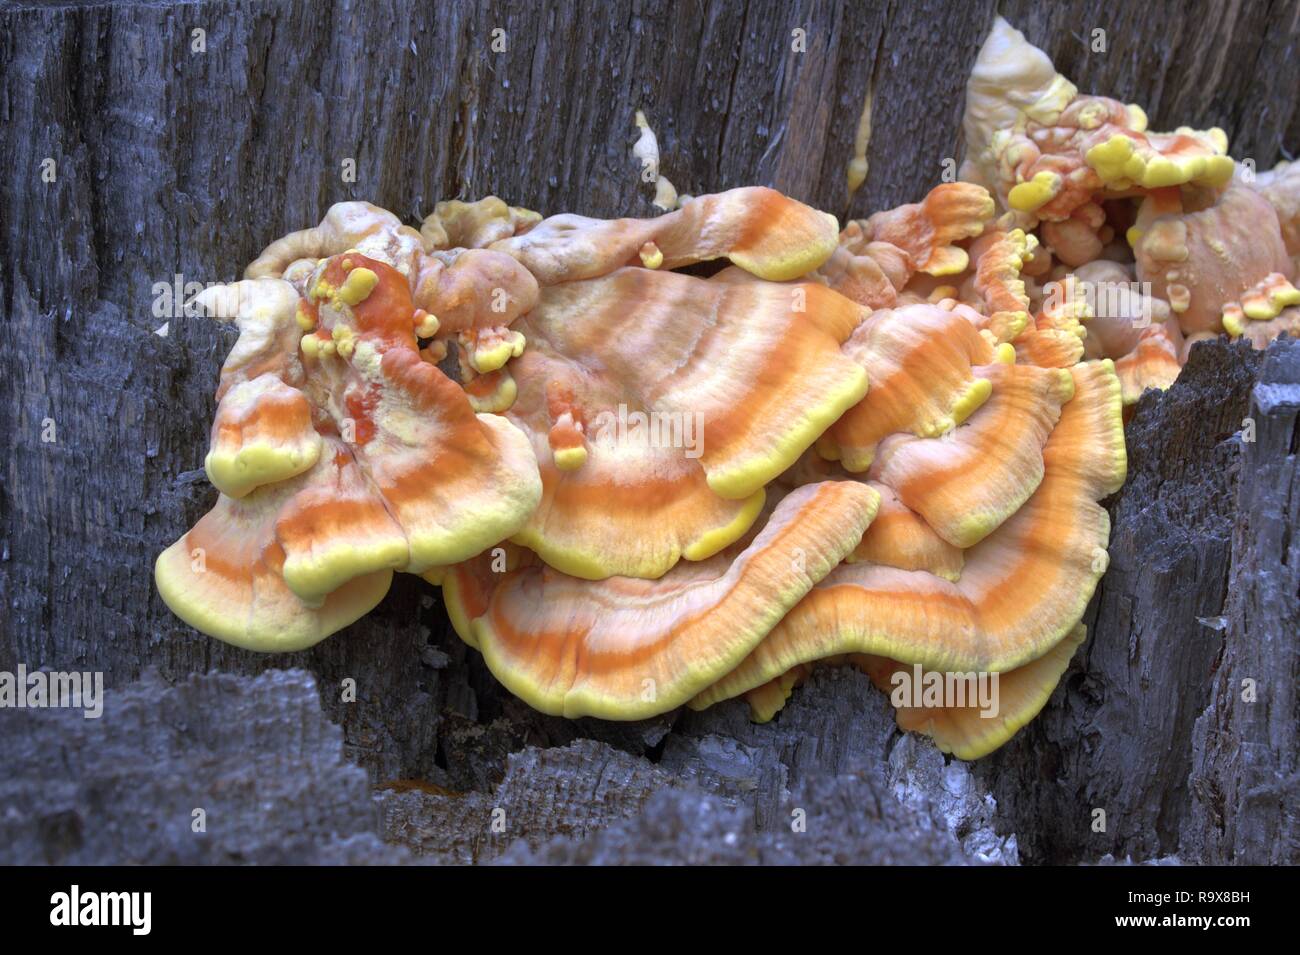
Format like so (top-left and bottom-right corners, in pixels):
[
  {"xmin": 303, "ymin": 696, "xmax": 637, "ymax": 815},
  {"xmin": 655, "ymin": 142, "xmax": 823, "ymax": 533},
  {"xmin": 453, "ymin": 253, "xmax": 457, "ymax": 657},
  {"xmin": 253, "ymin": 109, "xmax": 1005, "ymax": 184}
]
[
  {"xmin": 1183, "ymin": 342, "xmax": 1300, "ymax": 864},
  {"xmin": 0, "ymin": 668, "xmax": 408, "ymax": 864},
  {"xmin": 1, "ymin": 0, "xmax": 1298, "ymax": 833},
  {"xmin": 978, "ymin": 341, "xmax": 1299, "ymax": 864}
]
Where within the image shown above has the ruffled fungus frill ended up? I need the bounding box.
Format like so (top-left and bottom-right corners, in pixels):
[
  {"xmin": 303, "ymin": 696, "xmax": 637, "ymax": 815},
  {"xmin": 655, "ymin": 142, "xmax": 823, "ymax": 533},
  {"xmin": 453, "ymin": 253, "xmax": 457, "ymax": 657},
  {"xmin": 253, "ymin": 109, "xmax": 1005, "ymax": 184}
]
[
  {"xmin": 815, "ymin": 183, "xmax": 996, "ymax": 310},
  {"xmin": 440, "ymin": 481, "xmax": 879, "ymax": 719},
  {"xmin": 867, "ymin": 359, "xmax": 1076, "ymax": 549},
  {"xmin": 690, "ymin": 361, "xmax": 1126, "ymax": 755},
  {"xmin": 490, "ymin": 185, "xmax": 841, "ymax": 285},
  {"xmin": 821, "ymin": 303, "xmax": 997, "ymax": 472},
  {"xmin": 730, "ymin": 619, "xmax": 1088, "ymax": 758},
  {"xmin": 850, "ymin": 625, "xmax": 1088, "ymax": 760},
  {"xmin": 505, "ymin": 268, "xmax": 869, "ymax": 580},
  {"xmin": 243, "ymin": 199, "xmax": 543, "ymax": 391},
  {"xmin": 155, "ymin": 255, "xmax": 541, "ymax": 650},
  {"xmin": 962, "ymin": 18, "xmax": 1232, "ymax": 227}
]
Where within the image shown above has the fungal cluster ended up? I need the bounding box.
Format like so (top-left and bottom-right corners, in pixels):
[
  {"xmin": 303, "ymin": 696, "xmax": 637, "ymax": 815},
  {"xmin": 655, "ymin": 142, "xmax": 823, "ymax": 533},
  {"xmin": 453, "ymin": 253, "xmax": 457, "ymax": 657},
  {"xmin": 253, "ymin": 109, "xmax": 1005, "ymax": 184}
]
[{"xmin": 155, "ymin": 19, "xmax": 1297, "ymax": 759}]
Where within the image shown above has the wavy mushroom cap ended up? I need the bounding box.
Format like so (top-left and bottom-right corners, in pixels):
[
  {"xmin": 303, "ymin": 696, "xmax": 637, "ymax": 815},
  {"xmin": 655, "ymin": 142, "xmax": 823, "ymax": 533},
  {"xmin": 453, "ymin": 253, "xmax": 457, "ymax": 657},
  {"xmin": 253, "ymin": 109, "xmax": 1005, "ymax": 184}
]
[
  {"xmin": 489, "ymin": 186, "xmax": 841, "ymax": 285},
  {"xmin": 155, "ymin": 439, "xmax": 397, "ymax": 652},
  {"xmin": 1219, "ymin": 272, "xmax": 1300, "ymax": 339},
  {"xmin": 443, "ymin": 481, "xmax": 879, "ymax": 720},
  {"xmin": 1012, "ymin": 274, "xmax": 1090, "ymax": 369},
  {"xmin": 852, "ymin": 624, "xmax": 1087, "ymax": 760},
  {"xmin": 867, "ymin": 360, "xmax": 1076, "ymax": 548},
  {"xmin": 740, "ymin": 664, "xmax": 816, "ymax": 723},
  {"xmin": 849, "ymin": 482, "xmax": 965, "ymax": 581},
  {"xmin": 204, "ymin": 374, "xmax": 323, "ymax": 498},
  {"xmin": 155, "ymin": 254, "xmax": 541, "ymax": 650},
  {"xmin": 825, "ymin": 304, "xmax": 996, "ymax": 472},
  {"xmin": 245, "ymin": 201, "xmax": 425, "ymax": 282},
  {"xmin": 860, "ymin": 183, "xmax": 996, "ymax": 276},
  {"xmin": 1114, "ymin": 320, "xmax": 1184, "ymax": 405},
  {"xmin": 503, "ymin": 267, "xmax": 869, "ymax": 579},
  {"xmin": 691, "ymin": 359, "xmax": 1124, "ymax": 709},
  {"xmin": 815, "ymin": 184, "xmax": 996, "ymax": 310},
  {"xmin": 420, "ymin": 195, "xmax": 542, "ymax": 250},
  {"xmin": 966, "ymin": 228, "xmax": 1038, "ymax": 342}
]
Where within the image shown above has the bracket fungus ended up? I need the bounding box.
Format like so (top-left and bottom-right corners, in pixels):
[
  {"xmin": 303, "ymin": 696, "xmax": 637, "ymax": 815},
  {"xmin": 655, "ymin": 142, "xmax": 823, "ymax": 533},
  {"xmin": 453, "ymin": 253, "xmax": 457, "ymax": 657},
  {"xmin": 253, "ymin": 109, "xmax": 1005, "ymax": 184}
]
[
  {"xmin": 441, "ymin": 482, "xmax": 878, "ymax": 720},
  {"xmin": 160, "ymin": 13, "xmax": 1295, "ymax": 760},
  {"xmin": 962, "ymin": 18, "xmax": 1232, "ymax": 227},
  {"xmin": 691, "ymin": 362, "xmax": 1124, "ymax": 735},
  {"xmin": 158, "ymin": 176, "xmax": 1128, "ymax": 757},
  {"xmin": 157, "ymin": 173, "xmax": 1126, "ymax": 761},
  {"xmin": 815, "ymin": 182, "xmax": 996, "ymax": 310},
  {"xmin": 156, "ymin": 254, "xmax": 542, "ymax": 651},
  {"xmin": 504, "ymin": 268, "xmax": 868, "ymax": 579}
]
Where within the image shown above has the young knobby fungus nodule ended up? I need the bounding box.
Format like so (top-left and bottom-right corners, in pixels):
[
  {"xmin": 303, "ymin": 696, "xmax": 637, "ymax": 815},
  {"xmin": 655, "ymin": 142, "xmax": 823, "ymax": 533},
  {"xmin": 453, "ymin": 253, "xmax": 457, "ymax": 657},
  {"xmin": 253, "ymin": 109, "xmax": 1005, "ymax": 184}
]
[
  {"xmin": 157, "ymin": 15, "xmax": 1283, "ymax": 758},
  {"xmin": 961, "ymin": 17, "xmax": 1300, "ymax": 408}
]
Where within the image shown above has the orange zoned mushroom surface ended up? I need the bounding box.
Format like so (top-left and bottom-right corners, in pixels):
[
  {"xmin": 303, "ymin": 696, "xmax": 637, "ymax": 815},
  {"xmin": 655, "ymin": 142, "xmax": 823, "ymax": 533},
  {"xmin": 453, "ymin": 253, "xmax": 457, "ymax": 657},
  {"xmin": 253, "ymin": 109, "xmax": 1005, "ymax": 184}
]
[
  {"xmin": 448, "ymin": 480, "xmax": 879, "ymax": 719},
  {"xmin": 489, "ymin": 186, "xmax": 841, "ymax": 285},
  {"xmin": 851, "ymin": 624, "xmax": 1087, "ymax": 760},
  {"xmin": 691, "ymin": 359, "xmax": 1125, "ymax": 708},
  {"xmin": 826, "ymin": 304, "xmax": 995, "ymax": 472},
  {"xmin": 156, "ymin": 435, "xmax": 399, "ymax": 651},
  {"xmin": 504, "ymin": 267, "xmax": 869, "ymax": 579},
  {"xmin": 156, "ymin": 254, "xmax": 540, "ymax": 651}
]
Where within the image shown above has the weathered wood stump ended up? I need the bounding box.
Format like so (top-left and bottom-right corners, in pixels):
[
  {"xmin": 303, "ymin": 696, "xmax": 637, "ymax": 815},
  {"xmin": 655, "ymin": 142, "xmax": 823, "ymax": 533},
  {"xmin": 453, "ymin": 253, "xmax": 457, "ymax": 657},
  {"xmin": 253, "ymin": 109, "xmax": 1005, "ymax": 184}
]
[{"xmin": 1, "ymin": 0, "xmax": 1297, "ymax": 864}]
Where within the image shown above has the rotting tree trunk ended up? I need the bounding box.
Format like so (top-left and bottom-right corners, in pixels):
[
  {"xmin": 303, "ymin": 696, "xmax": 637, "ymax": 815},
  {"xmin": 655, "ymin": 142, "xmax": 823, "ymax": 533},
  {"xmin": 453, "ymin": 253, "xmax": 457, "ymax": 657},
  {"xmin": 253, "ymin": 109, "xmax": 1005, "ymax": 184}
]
[
  {"xmin": 977, "ymin": 341, "xmax": 1300, "ymax": 864},
  {"xmin": 2, "ymin": 0, "xmax": 1299, "ymax": 862},
  {"xmin": 1183, "ymin": 344, "xmax": 1300, "ymax": 864}
]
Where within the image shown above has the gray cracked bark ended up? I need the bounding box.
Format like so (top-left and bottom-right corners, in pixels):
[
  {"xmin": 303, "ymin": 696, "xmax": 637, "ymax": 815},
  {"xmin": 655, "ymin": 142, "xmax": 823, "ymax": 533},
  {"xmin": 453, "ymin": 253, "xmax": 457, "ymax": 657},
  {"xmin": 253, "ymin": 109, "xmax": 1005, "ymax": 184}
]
[
  {"xmin": 1183, "ymin": 344, "xmax": 1300, "ymax": 864},
  {"xmin": 0, "ymin": 668, "xmax": 411, "ymax": 864},
  {"xmin": 0, "ymin": 664, "xmax": 1002, "ymax": 865}
]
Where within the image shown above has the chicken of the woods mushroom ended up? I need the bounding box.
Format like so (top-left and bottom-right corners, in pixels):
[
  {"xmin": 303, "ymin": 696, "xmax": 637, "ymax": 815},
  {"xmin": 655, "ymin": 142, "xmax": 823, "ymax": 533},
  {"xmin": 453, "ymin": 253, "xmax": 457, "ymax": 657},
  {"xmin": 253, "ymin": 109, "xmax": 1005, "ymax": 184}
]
[{"xmin": 157, "ymin": 16, "xmax": 1280, "ymax": 759}]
